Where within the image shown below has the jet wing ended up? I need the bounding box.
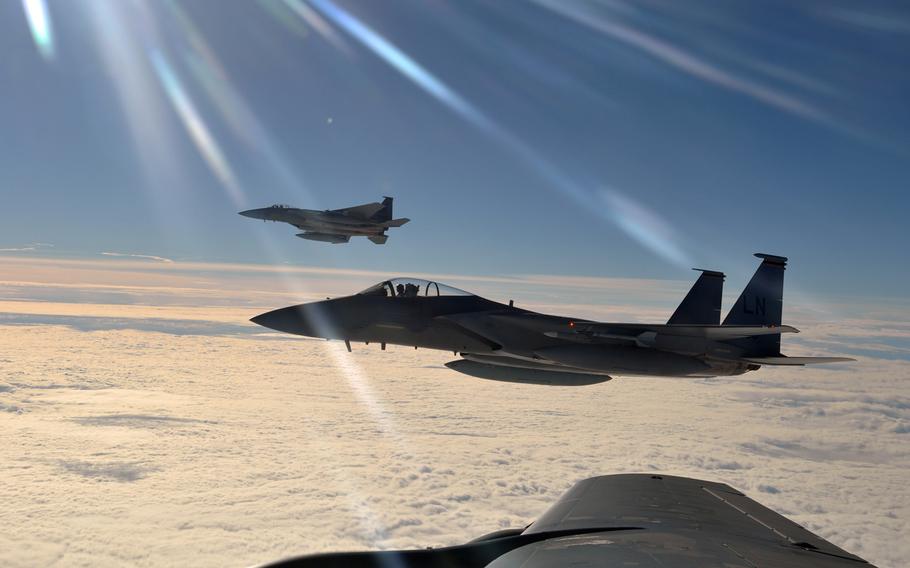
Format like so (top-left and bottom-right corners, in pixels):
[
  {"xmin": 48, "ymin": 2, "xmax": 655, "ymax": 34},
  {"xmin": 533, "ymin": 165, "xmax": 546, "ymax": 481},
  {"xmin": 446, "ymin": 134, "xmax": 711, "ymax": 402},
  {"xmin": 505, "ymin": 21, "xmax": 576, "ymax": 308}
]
[
  {"xmin": 331, "ymin": 201, "xmax": 384, "ymax": 220},
  {"xmin": 570, "ymin": 322, "xmax": 800, "ymax": 340},
  {"xmin": 259, "ymin": 474, "xmax": 873, "ymax": 567},
  {"xmin": 511, "ymin": 473, "xmax": 870, "ymax": 567},
  {"xmin": 434, "ymin": 311, "xmax": 563, "ymax": 350},
  {"xmin": 435, "ymin": 313, "xmax": 799, "ymax": 350},
  {"xmin": 447, "ymin": 312, "xmax": 799, "ymax": 344}
]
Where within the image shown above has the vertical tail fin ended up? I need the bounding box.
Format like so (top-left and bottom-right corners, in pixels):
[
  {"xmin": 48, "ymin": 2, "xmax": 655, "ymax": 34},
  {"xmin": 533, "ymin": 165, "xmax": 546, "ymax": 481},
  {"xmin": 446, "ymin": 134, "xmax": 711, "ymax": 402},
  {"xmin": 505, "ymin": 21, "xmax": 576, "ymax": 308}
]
[
  {"xmin": 371, "ymin": 196, "xmax": 393, "ymax": 222},
  {"xmin": 723, "ymin": 253, "xmax": 787, "ymax": 355},
  {"xmin": 667, "ymin": 269, "xmax": 725, "ymax": 325}
]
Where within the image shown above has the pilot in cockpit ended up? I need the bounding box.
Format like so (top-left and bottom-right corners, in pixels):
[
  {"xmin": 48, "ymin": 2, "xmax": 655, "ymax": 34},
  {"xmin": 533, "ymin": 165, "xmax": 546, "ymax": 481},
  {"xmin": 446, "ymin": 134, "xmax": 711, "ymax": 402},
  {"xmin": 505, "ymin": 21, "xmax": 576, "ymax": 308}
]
[
  {"xmin": 395, "ymin": 283, "xmax": 406, "ymax": 297},
  {"xmin": 405, "ymin": 283, "xmax": 419, "ymax": 297}
]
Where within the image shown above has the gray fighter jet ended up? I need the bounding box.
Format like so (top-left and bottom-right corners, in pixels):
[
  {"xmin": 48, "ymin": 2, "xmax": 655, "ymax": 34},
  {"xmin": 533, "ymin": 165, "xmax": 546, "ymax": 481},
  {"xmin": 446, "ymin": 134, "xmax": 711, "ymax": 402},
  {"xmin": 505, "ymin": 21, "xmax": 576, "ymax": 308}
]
[
  {"xmin": 260, "ymin": 473, "xmax": 874, "ymax": 567},
  {"xmin": 251, "ymin": 254, "xmax": 853, "ymax": 384},
  {"xmin": 239, "ymin": 197, "xmax": 409, "ymax": 244}
]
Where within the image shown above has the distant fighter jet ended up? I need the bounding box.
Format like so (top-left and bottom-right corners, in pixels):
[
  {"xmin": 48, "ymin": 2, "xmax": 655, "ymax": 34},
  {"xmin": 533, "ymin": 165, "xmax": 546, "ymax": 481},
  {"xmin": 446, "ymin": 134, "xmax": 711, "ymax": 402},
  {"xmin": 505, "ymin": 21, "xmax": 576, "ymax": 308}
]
[
  {"xmin": 239, "ymin": 197, "xmax": 409, "ymax": 244},
  {"xmin": 251, "ymin": 254, "xmax": 853, "ymax": 384},
  {"xmin": 260, "ymin": 473, "xmax": 874, "ymax": 567}
]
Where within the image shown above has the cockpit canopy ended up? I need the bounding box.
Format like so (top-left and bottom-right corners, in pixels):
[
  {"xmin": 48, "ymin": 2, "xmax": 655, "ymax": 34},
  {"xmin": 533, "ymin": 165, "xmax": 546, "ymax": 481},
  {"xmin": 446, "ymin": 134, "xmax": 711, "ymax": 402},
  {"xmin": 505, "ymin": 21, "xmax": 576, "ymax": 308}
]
[
  {"xmin": 358, "ymin": 278, "xmax": 473, "ymax": 298},
  {"xmin": 269, "ymin": 203, "xmax": 291, "ymax": 209}
]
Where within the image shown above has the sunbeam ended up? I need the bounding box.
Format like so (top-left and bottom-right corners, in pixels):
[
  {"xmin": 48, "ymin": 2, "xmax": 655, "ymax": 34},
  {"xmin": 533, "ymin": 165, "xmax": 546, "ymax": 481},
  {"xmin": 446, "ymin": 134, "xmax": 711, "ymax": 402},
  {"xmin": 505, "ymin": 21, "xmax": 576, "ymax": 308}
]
[
  {"xmin": 21, "ymin": 0, "xmax": 54, "ymax": 61},
  {"xmin": 282, "ymin": 0, "xmax": 351, "ymax": 54},
  {"xmin": 165, "ymin": 0, "xmax": 310, "ymax": 200},
  {"xmin": 148, "ymin": 50, "xmax": 245, "ymax": 209},
  {"xmin": 307, "ymin": 0, "xmax": 694, "ymax": 268},
  {"xmin": 531, "ymin": 0, "xmax": 827, "ymax": 123},
  {"xmin": 601, "ymin": 189, "xmax": 692, "ymax": 268}
]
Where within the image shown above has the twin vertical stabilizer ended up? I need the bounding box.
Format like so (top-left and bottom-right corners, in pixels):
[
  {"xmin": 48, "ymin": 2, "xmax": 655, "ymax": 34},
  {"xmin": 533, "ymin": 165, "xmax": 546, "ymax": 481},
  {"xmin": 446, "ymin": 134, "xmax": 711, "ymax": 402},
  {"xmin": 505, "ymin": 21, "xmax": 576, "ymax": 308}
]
[
  {"xmin": 667, "ymin": 269, "xmax": 725, "ymax": 325},
  {"xmin": 722, "ymin": 253, "xmax": 787, "ymax": 356}
]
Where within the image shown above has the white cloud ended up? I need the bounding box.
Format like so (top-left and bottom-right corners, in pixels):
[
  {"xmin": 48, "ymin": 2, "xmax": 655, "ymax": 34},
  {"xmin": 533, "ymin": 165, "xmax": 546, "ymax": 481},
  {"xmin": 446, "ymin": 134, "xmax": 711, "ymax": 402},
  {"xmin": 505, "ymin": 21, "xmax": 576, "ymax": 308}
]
[
  {"xmin": 101, "ymin": 251, "xmax": 174, "ymax": 263},
  {"xmin": 0, "ymin": 264, "xmax": 907, "ymax": 567},
  {"xmin": 0, "ymin": 242, "xmax": 53, "ymax": 252}
]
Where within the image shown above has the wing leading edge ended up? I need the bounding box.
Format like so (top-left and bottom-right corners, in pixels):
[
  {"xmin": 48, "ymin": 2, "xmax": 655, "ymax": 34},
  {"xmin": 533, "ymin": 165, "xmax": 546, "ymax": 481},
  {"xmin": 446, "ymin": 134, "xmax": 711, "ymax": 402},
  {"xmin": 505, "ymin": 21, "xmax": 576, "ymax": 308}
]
[{"xmin": 260, "ymin": 474, "xmax": 873, "ymax": 568}]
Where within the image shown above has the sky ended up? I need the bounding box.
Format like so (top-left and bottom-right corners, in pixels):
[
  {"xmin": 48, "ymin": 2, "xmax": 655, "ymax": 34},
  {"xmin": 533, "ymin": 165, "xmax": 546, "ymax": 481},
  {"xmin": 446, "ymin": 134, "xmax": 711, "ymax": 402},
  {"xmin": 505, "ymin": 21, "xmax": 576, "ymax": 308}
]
[
  {"xmin": 0, "ymin": 0, "xmax": 908, "ymax": 297},
  {"xmin": 1, "ymin": 1, "xmax": 909, "ymax": 567}
]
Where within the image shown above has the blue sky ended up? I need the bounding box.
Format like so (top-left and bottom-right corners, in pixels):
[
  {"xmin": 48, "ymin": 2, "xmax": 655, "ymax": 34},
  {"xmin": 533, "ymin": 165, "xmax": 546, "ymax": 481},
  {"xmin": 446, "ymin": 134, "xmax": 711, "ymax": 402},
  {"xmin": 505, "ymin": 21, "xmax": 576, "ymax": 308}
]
[{"xmin": 1, "ymin": 0, "xmax": 908, "ymax": 298}]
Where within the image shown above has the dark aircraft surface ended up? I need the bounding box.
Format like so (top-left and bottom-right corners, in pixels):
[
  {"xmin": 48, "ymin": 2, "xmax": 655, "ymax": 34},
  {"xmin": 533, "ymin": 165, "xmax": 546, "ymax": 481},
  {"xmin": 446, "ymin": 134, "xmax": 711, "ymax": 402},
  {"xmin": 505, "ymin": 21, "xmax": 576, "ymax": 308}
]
[
  {"xmin": 251, "ymin": 254, "xmax": 853, "ymax": 384},
  {"xmin": 239, "ymin": 196, "xmax": 409, "ymax": 244},
  {"xmin": 258, "ymin": 473, "xmax": 874, "ymax": 567}
]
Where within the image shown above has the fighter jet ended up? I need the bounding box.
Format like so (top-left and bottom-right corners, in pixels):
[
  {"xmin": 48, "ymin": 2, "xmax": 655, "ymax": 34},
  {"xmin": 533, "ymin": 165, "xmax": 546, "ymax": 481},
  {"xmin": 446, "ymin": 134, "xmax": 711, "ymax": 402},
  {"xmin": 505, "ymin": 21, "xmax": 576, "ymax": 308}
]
[
  {"xmin": 251, "ymin": 254, "xmax": 853, "ymax": 384},
  {"xmin": 239, "ymin": 197, "xmax": 409, "ymax": 244},
  {"xmin": 260, "ymin": 473, "xmax": 874, "ymax": 567}
]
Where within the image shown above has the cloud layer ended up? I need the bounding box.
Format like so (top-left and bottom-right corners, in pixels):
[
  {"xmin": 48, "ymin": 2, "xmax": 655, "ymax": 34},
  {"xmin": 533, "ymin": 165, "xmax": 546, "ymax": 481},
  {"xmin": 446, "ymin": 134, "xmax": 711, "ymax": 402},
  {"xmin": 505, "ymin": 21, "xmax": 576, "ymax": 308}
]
[{"xmin": 0, "ymin": 257, "xmax": 907, "ymax": 567}]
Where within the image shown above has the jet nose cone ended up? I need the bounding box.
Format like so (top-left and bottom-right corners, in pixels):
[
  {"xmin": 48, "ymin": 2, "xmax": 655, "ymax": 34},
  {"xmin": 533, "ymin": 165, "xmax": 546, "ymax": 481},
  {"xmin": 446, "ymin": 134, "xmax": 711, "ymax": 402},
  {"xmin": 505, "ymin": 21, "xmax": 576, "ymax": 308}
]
[
  {"xmin": 239, "ymin": 208, "xmax": 265, "ymax": 219},
  {"xmin": 251, "ymin": 306, "xmax": 301, "ymax": 334},
  {"xmin": 250, "ymin": 301, "xmax": 345, "ymax": 338}
]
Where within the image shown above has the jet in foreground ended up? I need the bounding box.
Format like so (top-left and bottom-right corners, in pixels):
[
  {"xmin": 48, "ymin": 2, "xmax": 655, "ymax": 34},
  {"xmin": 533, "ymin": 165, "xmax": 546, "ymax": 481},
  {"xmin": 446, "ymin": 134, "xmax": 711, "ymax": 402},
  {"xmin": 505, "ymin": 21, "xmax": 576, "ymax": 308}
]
[
  {"xmin": 239, "ymin": 196, "xmax": 409, "ymax": 244},
  {"xmin": 260, "ymin": 473, "xmax": 874, "ymax": 567},
  {"xmin": 252, "ymin": 254, "xmax": 853, "ymax": 384}
]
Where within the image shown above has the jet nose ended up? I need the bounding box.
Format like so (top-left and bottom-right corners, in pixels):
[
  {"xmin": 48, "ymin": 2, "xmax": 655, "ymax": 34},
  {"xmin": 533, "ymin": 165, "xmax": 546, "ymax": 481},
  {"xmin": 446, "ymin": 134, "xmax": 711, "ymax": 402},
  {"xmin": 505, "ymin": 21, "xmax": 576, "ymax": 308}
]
[
  {"xmin": 250, "ymin": 301, "xmax": 345, "ymax": 338},
  {"xmin": 251, "ymin": 306, "xmax": 305, "ymax": 335},
  {"xmin": 239, "ymin": 208, "xmax": 269, "ymax": 220}
]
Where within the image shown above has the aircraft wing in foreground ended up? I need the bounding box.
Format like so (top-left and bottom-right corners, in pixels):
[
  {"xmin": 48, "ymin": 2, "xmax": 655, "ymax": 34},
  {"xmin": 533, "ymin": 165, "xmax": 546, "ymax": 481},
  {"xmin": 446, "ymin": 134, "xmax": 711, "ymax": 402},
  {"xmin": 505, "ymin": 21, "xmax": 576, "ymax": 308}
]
[{"xmin": 258, "ymin": 473, "xmax": 874, "ymax": 567}]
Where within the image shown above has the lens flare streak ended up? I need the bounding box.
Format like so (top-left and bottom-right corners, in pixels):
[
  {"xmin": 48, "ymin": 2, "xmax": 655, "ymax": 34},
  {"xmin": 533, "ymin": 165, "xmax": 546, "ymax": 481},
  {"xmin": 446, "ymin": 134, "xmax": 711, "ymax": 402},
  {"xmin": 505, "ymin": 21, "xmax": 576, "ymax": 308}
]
[
  {"xmin": 165, "ymin": 1, "xmax": 307, "ymax": 198},
  {"xmin": 308, "ymin": 0, "xmax": 481, "ymax": 126},
  {"xmin": 148, "ymin": 50, "xmax": 245, "ymax": 208},
  {"xmin": 308, "ymin": 0, "xmax": 693, "ymax": 267},
  {"xmin": 22, "ymin": 0, "xmax": 54, "ymax": 61},
  {"xmin": 282, "ymin": 0, "xmax": 350, "ymax": 53},
  {"xmin": 601, "ymin": 189, "xmax": 692, "ymax": 267}
]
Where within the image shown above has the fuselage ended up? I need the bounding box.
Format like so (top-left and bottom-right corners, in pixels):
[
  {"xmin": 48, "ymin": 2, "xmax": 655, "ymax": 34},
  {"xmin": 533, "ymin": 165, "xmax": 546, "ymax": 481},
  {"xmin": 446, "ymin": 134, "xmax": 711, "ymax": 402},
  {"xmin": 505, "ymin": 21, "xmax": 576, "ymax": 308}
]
[
  {"xmin": 251, "ymin": 279, "xmax": 755, "ymax": 378},
  {"xmin": 240, "ymin": 207, "xmax": 387, "ymax": 235}
]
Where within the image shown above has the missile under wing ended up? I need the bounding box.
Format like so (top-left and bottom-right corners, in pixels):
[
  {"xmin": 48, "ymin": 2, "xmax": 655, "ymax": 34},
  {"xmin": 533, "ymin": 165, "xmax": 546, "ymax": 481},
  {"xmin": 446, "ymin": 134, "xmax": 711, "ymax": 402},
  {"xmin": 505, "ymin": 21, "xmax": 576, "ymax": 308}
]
[
  {"xmin": 239, "ymin": 196, "xmax": 409, "ymax": 244},
  {"xmin": 258, "ymin": 473, "xmax": 874, "ymax": 567}
]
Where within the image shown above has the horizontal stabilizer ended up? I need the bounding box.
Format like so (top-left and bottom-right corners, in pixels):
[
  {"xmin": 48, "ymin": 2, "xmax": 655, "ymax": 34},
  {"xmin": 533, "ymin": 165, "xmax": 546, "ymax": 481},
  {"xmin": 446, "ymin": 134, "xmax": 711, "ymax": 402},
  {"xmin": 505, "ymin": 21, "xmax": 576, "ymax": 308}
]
[
  {"xmin": 743, "ymin": 356, "xmax": 856, "ymax": 366},
  {"xmin": 367, "ymin": 234, "xmax": 388, "ymax": 245},
  {"xmin": 701, "ymin": 325, "xmax": 798, "ymax": 339},
  {"xmin": 381, "ymin": 217, "xmax": 410, "ymax": 228}
]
